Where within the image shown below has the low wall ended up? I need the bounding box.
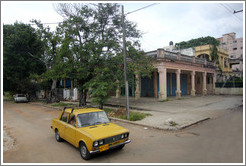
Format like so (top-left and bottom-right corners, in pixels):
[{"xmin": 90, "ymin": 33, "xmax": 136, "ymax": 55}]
[{"xmin": 215, "ymin": 88, "xmax": 243, "ymax": 95}]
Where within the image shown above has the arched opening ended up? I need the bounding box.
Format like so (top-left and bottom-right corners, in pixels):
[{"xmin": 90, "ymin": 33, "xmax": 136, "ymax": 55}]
[{"xmin": 197, "ymin": 54, "xmax": 211, "ymax": 61}]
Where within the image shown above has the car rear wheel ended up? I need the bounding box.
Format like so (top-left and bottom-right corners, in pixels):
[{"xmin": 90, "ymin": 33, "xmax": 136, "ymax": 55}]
[
  {"xmin": 79, "ymin": 142, "xmax": 91, "ymax": 160},
  {"xmin": 55, "ymin": 129, "xmax": 62, "ymax": 142}
]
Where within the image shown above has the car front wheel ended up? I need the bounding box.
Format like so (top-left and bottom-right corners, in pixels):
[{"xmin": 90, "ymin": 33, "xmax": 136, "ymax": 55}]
[
  {"xmin": 55, "ymin": 129, "xmax": 62, "ymax": 142},
  {"xmin": 79, "ymin": 142, "xmax": 91, "ymax": 160}
]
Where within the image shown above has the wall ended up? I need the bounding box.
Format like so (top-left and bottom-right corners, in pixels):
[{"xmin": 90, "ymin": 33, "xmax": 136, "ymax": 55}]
[{"xmin": 215, "ymin": 88, "xmax": 243, "ymax": 95}]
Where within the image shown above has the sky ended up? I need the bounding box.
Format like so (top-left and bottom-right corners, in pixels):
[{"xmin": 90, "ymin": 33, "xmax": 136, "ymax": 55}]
[{"xmin": 1, "ymin": 1, "xmax": 244, "ymax": 52}]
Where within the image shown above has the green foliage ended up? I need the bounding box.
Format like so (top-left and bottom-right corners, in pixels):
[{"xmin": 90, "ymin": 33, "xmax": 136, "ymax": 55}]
[
  {"xmin": 169, "ymin": 121, "xmax": 178, "ymax": 126},
  {"xmin": 51, "ymin": 102, "xmax": 77, "ymax": 107},
  {"xmin": 175, "ymin": 36, "xmax": 220, "ymax": 62},
  {"xmin": 120, "ymin": 112, "xmax": 152, "ymax": 121},
  {"xmin": 54, "ymin": 3, "xmax": 147, "ymax": 106},
  {"xmin": 175, "ymin": 36, "xmax": 220, "ymax": 49},
  {"xmin": 3, "ymin": 22, "xmax": 46, "ymax": 93}
]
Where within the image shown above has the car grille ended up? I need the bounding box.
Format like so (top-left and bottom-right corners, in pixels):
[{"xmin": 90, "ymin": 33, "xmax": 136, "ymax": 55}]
[{"xmin": 104, "ymin": 134, "xmax": 122, "ymax": 144}]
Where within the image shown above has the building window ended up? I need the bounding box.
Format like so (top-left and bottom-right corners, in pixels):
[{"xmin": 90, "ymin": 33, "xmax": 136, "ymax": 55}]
[
  {"xmin": 233, "ymin": 48, "xmax": 237, "ymax": 50},
  {"xmin": 233, "ymin": 40, "xmax": 237, "ymax": 43},
  {"xmin": 241, "ymin": 47, "xmax": 243, "ymax": 49}
]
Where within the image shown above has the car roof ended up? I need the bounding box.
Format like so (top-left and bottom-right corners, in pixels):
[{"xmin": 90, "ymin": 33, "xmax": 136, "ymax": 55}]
[{"xmin": 63, "ymin": 107, "xmax": 104, "ymax": 115}]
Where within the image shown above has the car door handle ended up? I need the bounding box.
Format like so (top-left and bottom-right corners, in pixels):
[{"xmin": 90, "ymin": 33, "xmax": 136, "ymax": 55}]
[
  {"xmin": 65, "ymin": 126, "xmax": 68, "ymax": 128},
  {"xmin": 58, "ymin": 122, "xmax": 60, "ymax": 124}
]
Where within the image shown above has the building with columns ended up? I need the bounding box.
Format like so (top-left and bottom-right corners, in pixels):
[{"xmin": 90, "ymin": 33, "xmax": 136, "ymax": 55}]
[{"xmin": 118, "ymin": 48, "xmax": 217, "ymax": 100}]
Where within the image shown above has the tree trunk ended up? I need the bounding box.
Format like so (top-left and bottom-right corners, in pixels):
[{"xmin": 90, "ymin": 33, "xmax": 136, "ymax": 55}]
[
  {"xmin": 79, "ymin": 89, "xmax": 87, "ymax": 106},
  {"xmin": 50, "ymin": 79, "xmax": 58, "ymax": 103},
  {"xmin": 99, "ymin": 103, "xmax": 103, "ymax": 109}
]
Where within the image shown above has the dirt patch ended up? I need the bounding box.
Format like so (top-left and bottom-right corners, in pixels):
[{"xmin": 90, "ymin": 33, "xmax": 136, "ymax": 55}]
[
  {"xmin": 107, "ymin": 107, "xmax": 126, "ymax": 117},
  {"xmin": 3, "ymin": 126, "xmax": 16, "ymax": 152}
]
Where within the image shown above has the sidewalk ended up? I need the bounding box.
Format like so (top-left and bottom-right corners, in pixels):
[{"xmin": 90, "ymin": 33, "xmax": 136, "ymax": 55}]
[
  {"xmin": 33, "ymin": 95, "xmax": 243, "ymax": 131},
  {"xmin": 102, "ymin": 95, "xmax": 243, "ymax": 130}
]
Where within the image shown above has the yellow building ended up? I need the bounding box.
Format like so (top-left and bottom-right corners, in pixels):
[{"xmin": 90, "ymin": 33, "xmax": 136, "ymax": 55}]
[{"xmin": 195, "ymin": 44, "xmax": 232, "ymax": 81}]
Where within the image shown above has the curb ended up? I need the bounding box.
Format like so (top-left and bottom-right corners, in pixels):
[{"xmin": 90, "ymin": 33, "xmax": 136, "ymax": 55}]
[
  {"xmin": 179, "ymin": 118, "xmax": 211, "ymax": 130},
  {"xmin": 29, "ymin": 102, "xmax": 211, "ymax": 131},
  {"xmin": 109, "ymin": 117, "xmax": 211, "ymax": 131}
]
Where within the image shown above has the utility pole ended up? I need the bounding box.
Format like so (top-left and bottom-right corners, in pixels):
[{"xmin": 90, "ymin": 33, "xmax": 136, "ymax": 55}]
[{"xmin": 122, "ymin": 5, "xmax": 130, "ymax": 119}]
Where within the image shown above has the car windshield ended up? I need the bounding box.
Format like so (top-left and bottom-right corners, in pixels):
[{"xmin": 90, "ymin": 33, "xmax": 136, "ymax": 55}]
[{"xmin": 77, "ymin": 111, "xmax": 110, "ymax": 127}]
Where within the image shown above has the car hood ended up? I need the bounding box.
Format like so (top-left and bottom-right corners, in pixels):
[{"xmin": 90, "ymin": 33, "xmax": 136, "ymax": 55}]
[{"xmin": 78, "ymin": 123, "xmax": 129, "ymax": 140}]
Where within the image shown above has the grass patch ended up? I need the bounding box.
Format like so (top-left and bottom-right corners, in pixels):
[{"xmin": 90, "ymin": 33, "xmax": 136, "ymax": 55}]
[
  {"xmin": 104, "ymin": 108, "xmax": 151, "ymax": 121},
  {"xmin": 120, "ymin": 112, "xmax": 151, "ymax": 121},
  {"xmin": 51, "ymin": 102, "xmax": 77, "ymax": 107},
  {"xmin": 169, "ymin": 121, "xmax": 178, "ymax": 126},
  {"xmin": 4, "ymin": 92, "xmax": 14, "ymax": 100}
]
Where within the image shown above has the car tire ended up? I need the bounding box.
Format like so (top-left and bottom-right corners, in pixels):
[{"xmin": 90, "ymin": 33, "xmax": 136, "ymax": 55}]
[
  {"xmin": 79, "ymin": 142, "xmax": 91, "ymax": 160},
  {"xmin": 55, "ymin": 129, "xmax": 63, "ymax": 142}
]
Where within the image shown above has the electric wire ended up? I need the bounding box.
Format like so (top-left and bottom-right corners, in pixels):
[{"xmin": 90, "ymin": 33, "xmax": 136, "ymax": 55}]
[
  {"xmin": 125, "ymin": 3, "xmax": 159, "ymax": 15},
  {"xmin": 220, "ymin": 3, "xmax": 242, "ymax": 23},
  {"xmin": 224, "ymin": 3, "xmax": 243, "ymax": 21}
]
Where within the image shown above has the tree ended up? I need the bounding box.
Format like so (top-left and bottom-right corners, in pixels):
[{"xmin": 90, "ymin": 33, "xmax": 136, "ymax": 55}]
[
  {"xmin": 31, "ymin": 20, "xmax": 64, "ymax": 102},
  {"xmin": 55, "ymin": 3, "xmax": 143, "ymax": 106},
  {"xmin": 3, "ymin": 22, "xmax": 46, "ymax": 95}
]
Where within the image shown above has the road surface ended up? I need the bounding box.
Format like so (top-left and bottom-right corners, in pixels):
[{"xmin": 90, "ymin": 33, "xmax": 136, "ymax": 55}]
[{"xmin": 3, "ymin": 101, "xmax": 243, "ymax": 163}]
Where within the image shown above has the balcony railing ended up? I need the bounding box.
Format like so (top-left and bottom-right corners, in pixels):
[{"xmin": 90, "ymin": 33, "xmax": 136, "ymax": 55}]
[{"xmin": 145, "ymin": 50, "xmax": 215, "ymax": 68}]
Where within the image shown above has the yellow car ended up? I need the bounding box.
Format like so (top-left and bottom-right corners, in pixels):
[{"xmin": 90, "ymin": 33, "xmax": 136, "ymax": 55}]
[{"xmin": 51, "ymin": 107, "xmax": 131, "ymax": 160}]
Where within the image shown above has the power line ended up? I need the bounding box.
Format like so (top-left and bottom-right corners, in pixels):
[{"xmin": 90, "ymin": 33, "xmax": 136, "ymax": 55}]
[
  {"xmin": 223, "ymin": 3, "xmax": 243, "ymax": 20},
  {"xmin": 219, "ymin": 4, "xmax": 242, "ymax": 22},
  {"xmin": 125, "ymin": 3, "xmax": 159, "ymax": 15}
]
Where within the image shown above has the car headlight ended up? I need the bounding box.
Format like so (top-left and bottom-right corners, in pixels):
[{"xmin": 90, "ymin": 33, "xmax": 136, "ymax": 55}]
[
  {"xmin": 93, "ymin": 141, "xmax": 98, "ymax": 147},
  {"xmin": 99, "ymin": 140, "xmax": 104, "ymax": 145},
  {"xmin": 124, "ymin": 133, "xmax": 128, "ymax": 138},
  {"xmin": 121, "ymin": 134, "xmax": 124, "ymax": 139}
]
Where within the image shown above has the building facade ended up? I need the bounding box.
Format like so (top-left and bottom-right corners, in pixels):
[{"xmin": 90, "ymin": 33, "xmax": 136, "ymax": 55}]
[
  {"xmin": 195, "ymin": 44, "xmax": 233, "ymax": 81},
  {"xmin": 217, "ymin": 32, "xmax": 243, "ymax": 73},
  {"xmin": 117, "ymin": 49, "xmax": 217, "ymax": 100}
]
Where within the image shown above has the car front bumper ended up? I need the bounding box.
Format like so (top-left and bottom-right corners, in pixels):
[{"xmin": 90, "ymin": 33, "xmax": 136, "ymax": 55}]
[{"xmin": 89, "ymin": 139, "xmax": 131, "ymax": 154}]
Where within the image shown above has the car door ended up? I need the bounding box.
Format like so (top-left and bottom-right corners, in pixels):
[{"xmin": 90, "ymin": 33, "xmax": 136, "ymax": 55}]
[
  {"xmin": 58, "ymin": 111, "xmax": 69, "ymax": 140},
  {"xmin": 65, "ymin": 113, "xmax": 77, "ymax": 146}
]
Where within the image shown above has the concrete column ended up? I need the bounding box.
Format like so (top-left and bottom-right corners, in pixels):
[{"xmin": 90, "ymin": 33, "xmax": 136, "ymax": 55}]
[
  {"xmin": 176, "ymin": 69, "xmax": 181, "ymax": 98},
  {"xmin": 191, "ymin": 71, "xmax": 196, "ymax": 96},
  {"xmin": 158, "ymin": 66, "xmax": 167, "ymax": 101},
  {"xmin": 115, "ymin": 80, "xmax": 121, "ymax": 99},
  {"xmin": 203, "ymin": 72, "xmax": 207, "ymax": 95},
  {"xmin": 213, "ymin": 74, "xmax": 216, "ymax": 94},
  {"xmin": 135, "ymin": 74, "xmax": 141, "ymax": 100},
  {"xmin": 153, "ymin": 71, "xmax": 157, "ymax": 98}
]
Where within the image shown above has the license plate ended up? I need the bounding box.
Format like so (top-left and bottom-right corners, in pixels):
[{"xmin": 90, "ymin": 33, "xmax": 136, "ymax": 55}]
[
  {"xmin": 99, "ymin": 144, "xmax": 109, "ymax": 152},
  {"xmin": 109, "ymin": 139, "xmax": 124, "ymax": 146}
]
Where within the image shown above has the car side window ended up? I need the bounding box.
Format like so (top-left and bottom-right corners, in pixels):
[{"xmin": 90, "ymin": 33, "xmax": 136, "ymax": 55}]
[
  {"xmin": 60, "ymin": 112, "xmax": 69, "ymax": 122},
  {"xmin": 68, "ymin": 114, "xmax": 76, "ymax": 127}
]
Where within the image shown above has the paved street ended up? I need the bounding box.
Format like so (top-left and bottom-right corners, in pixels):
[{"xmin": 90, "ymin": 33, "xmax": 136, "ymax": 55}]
[{"xmin": 3, "ymin": 101, "xmax": 243, "ymax": 163}]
